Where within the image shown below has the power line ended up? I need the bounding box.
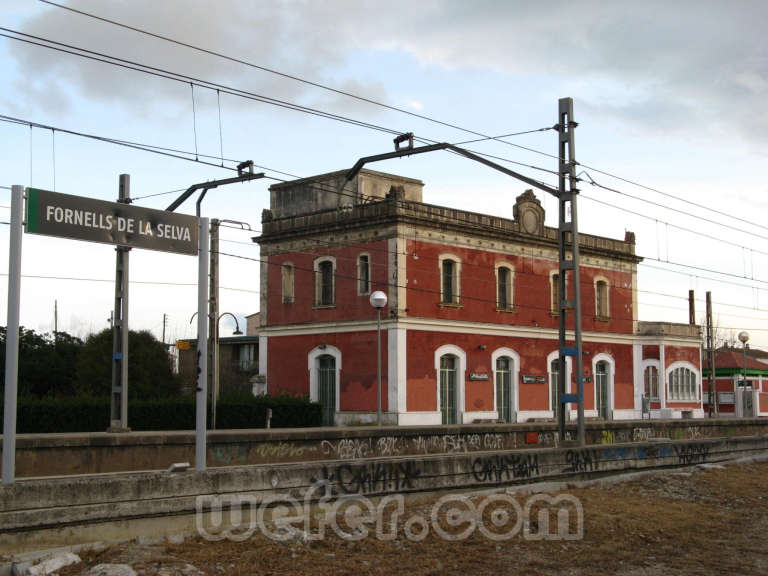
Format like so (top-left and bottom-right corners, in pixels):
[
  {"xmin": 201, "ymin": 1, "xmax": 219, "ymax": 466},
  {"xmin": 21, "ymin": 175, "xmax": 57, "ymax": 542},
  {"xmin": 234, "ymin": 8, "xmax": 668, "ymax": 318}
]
[
  {"xmin": 39, "ymin": 0, "xmax": 557, "ymax": 150},
  {"xmin": 3, "ymin": 26, "xmax": 765, "ymax": 306},
  {"xmin": 213, "ymin": 249, "xmax": 768, "ymax": 333},
  {"xmin": 19, "ymin": 8, "xmax": 768, "ymax": 238},
  {"xmin": 577, "ymin": 164, "xmax": 768, "ymax": 236},
  {"xmin": 581, "ymin": 192, "xmax": 768, "ymax": 259},
  {"xmin": 219, "ymin": 221, "xmax": 768, "ymax": 317},
  {"xmin": 581, "ymin": 172, "xmax": 768, "ymax": 244},
  {"xmin": 0, "ymin": 27, "xmax": 559, "ymax": 180},
  {"xmin": 0, "ymin": 271, "xmax": 257, "ymax": 293},
  {"xmin": 0, "ymin": 112, "xmax": 242, "ymax": 173},
  {"xmin": 0, "ymin": 114, "xmax": 298, "ymax": 187}
]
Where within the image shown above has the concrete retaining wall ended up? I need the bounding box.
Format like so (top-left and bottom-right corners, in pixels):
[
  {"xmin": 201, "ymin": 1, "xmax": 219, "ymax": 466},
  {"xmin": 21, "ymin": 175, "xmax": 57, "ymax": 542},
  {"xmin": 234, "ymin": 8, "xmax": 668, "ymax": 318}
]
[
  {"xmin": 2, "ymin": 418, "xmax": 767, "ymax": 478},
  {"xmin": 2, "ymin": 434, "xmax": 767, "ymax": 554}
]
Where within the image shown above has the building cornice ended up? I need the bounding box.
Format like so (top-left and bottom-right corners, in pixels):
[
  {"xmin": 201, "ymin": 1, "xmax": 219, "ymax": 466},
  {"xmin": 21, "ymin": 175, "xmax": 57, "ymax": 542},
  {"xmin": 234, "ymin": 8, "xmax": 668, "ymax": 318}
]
[
  {"xmin": 256, "ymin": 197, "xmax": 642, "ymax": 264},
  {"xmin": 259, "ymin": 317, "xmax": 699, "ymax": 346}
]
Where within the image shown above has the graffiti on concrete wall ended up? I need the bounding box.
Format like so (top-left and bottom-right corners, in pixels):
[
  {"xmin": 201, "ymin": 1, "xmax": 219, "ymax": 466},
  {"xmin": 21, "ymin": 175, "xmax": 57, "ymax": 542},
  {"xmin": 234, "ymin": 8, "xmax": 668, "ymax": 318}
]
[
  {"xmin": 310, "ymin": 461, "xmax": 422, "ymax": 495},
  {"xmin": 537, "ymin": 431, "xmax": 573, "ymax": 447},
  {"xmin": 673, "ymin": 443, "xmax": 710, "ymax": 465},
  {"xmin": 320, "ymin": 433, "xmax": 509, "ymax": 461},
  {"xmin": 471, "ymin": 453, "xmax": 540, "ymax": 483}
]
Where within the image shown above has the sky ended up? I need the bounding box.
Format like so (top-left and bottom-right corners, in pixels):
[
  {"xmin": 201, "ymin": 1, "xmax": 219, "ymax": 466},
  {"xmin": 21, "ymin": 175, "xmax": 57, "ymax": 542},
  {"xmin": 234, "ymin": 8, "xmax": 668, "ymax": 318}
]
[{"xmin": 0, "ymin": 0, "xmax": 767, "ymax": 348}]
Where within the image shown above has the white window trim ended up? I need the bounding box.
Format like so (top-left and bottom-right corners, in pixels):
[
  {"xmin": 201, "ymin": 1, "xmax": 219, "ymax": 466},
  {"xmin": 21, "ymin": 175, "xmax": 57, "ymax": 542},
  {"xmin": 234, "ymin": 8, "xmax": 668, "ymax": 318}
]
[
  {"xmin": 281, "ymin": 261, "xmax": 295, "ymax": 304},
  {"xmin": 434, "ymin": 344, "xmax": 466, "ymax": 423},
  {"xmin": 641, "ymin": 358, "xmax": 661, "ymax": 401},
  {"xmin": 313, "ymin": 255, "xmax": 336, "ymax": 307},
  {"xmin": 592, "ymin": 352, "xmax": 615, "ymax": 419},
  {"xmin": 438, "ymin": 253, "xmax": 462, "ymax": 305},
  {"xmin": 357, "ymin": 252, "xmax": 371, "ymax": 296},
  {"xmin": 666, "ymin": 361, "xmax": 701, "ymax": 402},
  {"xmin": 491, "ymin": 347, "xmax": 520, "ymax": 422},
  {"xmin": 594, "ymin": 275, "xmax": 610, "ymax": 319},
  {"xmin": 549, "ymin": 269, "xmax": 567, "ymax": 315},
  {"xmin": 308, "ymin": 345, "xmax": 342, "ymax": 414},
  {"xmin": 546, "ymin": 350, "xmax": 572, "ymax": 416},
  {"xmin": 494, "ymin": 261, "xmax": 515, "ymax": 310}
]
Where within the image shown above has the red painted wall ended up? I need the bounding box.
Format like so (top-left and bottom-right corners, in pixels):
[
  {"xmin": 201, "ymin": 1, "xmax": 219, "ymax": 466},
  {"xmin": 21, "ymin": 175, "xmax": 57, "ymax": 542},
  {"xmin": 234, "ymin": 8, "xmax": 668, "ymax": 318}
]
[
  {"xmin": 643, "ymin": 345, "xmax": 660, "ymax": 360},
  {"xmin": 664, "ymin": 346, "xmax": 700, "ymax": 369},
  {"xmin": 267, "ymin": 331, "xmax": 388, "ymax": 411},
  {"xmin": 405, "ymin": 331, "xmax": 636, "ymax": 413},
  {"xmin": 267, "ymin": 240, "xmax": 390, "ymax": 326},
  {"xmin": 403, "ymin": 240, "xmax": 635, "ymax": 333}
]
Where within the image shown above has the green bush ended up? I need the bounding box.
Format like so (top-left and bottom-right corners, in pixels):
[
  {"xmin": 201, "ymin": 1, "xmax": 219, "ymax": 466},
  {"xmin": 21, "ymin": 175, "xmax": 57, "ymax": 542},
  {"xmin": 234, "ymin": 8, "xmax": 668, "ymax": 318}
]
[
  {"xmin": 216, "ymin": 392, "xmax": 322, "ymax": 429},
  {"xmin": 0, "ymin": 393, "xmax": 321, "ymax": 433}
]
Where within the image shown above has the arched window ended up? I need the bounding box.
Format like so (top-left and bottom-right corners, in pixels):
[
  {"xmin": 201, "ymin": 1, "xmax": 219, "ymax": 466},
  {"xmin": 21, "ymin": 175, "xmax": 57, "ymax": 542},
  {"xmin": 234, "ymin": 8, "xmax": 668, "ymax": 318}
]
[
  {"xmin": 314, "ymin": 256, "xmax": 336, "ymax": 306},
  {"xmin": 667, "ymin": 364, "xmax": 699, "ymax": 401},
  {"xmin": 644, "ymin": 364, "xmax": 659, "ymax": 400}
]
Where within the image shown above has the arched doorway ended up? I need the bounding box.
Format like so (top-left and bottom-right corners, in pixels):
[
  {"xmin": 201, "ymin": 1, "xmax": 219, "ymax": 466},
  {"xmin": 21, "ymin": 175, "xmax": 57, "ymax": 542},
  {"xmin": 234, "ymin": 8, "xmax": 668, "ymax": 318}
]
[
  {"xmin": 439, "ymin": 354, "xmax": 458, "ymax": 424},
  {"xmin": 317, "ymin": 354, "xmax": 336, "ymax": 426},
  {"xmin": 495, "ymin": 356, "xmax": 514, "ymax": 423},
  {"xmin": 596, "ymin": 360, "xmax": 609, "ymax": 419}
]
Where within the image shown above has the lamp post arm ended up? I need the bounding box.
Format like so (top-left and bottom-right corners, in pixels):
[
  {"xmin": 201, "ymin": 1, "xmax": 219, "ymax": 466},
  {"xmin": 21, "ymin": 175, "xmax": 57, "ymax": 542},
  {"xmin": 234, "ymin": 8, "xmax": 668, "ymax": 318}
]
[{"xmin": 218, "ymin": 312, "xmax": 242, "ymax": 335}]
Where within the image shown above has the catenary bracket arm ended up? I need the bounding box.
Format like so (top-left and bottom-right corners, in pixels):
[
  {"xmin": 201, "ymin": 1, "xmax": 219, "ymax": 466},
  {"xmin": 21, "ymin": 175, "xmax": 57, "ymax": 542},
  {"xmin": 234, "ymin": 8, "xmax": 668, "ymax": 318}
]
[{"xmin": 339, "ymin": 142, "xmax": 558, "ymax": 198}]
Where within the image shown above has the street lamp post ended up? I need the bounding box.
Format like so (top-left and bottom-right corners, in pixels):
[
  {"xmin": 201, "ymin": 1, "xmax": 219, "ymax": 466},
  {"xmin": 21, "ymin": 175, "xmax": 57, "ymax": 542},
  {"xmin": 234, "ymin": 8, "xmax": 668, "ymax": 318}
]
[
  {"xmin": 190, "ymin": 311, "xmax": 243, "ymax": 429},
  {"xmin": 370, "ymin": 291, "xmax": 388, "ymax": 426},
  {"xmin": 738, "ymin": 331, "xmax": 750, "ymax": 418},
  {"xmin": 738, "ymin": 331, "xmax": 750, "ymax": 389}
]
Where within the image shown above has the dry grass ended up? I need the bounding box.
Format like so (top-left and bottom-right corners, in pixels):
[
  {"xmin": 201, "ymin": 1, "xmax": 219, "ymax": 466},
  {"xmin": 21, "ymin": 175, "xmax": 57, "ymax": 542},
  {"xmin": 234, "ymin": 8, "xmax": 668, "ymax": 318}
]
[{"xmin": 63, "ymin": 461, "xmax": 768, "ymax": 576}]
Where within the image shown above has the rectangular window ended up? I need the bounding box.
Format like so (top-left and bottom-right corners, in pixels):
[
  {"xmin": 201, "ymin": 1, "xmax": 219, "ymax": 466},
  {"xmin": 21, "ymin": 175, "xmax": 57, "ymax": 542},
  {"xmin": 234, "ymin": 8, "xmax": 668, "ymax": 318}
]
[
  {"xmin": 281, "ymin": 264, "xmax": 294, "ymax": 304},
  {"xmin": 550, "ymin": 359, "xmax": 559, "ymax": 412},
  {"xmin": 442, "ymin": 259, "xmax": 455, "ymax": 304},
  {"xmin": 596, "ymin": 280, "xmax": 608, "ymax": 318},
  {"xmin": 315, "ymin": 259, "xmax": 335, "ymax": 306},
  {"xmin": 497, "ymin": 266, "xmax": 512, "ymax": 310},
  {"xmin": 238, "ymin": 344, "xmax": 256, "ymax": 371},
  {"xmin": 358, "ymin": 255, "xmax": 370, "ymax": 295},
  {"xmin": 551, "ymin": 273, "xmax": 560, "ymax": 314}
]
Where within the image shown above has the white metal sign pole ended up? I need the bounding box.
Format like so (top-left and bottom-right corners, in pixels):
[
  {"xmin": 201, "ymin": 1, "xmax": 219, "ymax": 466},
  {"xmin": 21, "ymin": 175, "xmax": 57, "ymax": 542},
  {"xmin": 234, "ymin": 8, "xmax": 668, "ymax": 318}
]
[
  {"xmin": 195, "ymin": 217, "xmax": 209, "ymax": 471},
  {"xmin": 2, "ymin": 185, "xmax": 23, "ymax": 485}
]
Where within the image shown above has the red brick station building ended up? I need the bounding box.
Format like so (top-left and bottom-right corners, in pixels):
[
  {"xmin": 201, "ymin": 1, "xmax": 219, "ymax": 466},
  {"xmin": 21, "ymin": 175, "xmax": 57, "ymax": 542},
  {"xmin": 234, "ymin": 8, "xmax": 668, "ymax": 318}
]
[{"xmin": 253, "ymin": 170, "xmax": 704, "ymax": 426}]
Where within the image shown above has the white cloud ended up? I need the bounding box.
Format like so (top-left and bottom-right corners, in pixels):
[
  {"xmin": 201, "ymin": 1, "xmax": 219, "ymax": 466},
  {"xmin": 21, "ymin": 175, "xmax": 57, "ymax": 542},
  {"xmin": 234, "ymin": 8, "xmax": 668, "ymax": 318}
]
[{"xmin": 8, "ymin": 0, "xmax": 767, "ymax": 147}]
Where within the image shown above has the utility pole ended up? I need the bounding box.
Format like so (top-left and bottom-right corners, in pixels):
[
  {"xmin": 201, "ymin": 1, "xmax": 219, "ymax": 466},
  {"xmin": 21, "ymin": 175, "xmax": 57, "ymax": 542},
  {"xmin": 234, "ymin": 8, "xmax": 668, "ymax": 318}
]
[
  {"xmin": 164, "ymin": 162, "xmax": 265, "ymax": 439},
  {"xmin": 688, "ymin": 290, "xmax": 695, "ymax": 325},
  {"xmin": 109, "ymin": 174, "xmax": 131, "ymax": 432},
  {"xmin": 2, "ymin": 185, "xmax": 24, "ymax": 485},
  {"xmin": 557, "ymin": 98, "xmax": 584, "ymax": 446},
  {"xmin": 331, "ymin": 100, "xmax": 584, "ymax": 443},
  {"xmin": 162, "ymin": 313, "xmax": 168, "ymax": 345},
  {"xmin": 54, "ymin": 299, "xmax": 58, "ymax": 345},
  {"xmin": 706, "ymin": 291, "xmax": 716, "ymax": 416},
  {"xmin": 209, "ymin": 218, "xmax": 220, "ymax": 430}
]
